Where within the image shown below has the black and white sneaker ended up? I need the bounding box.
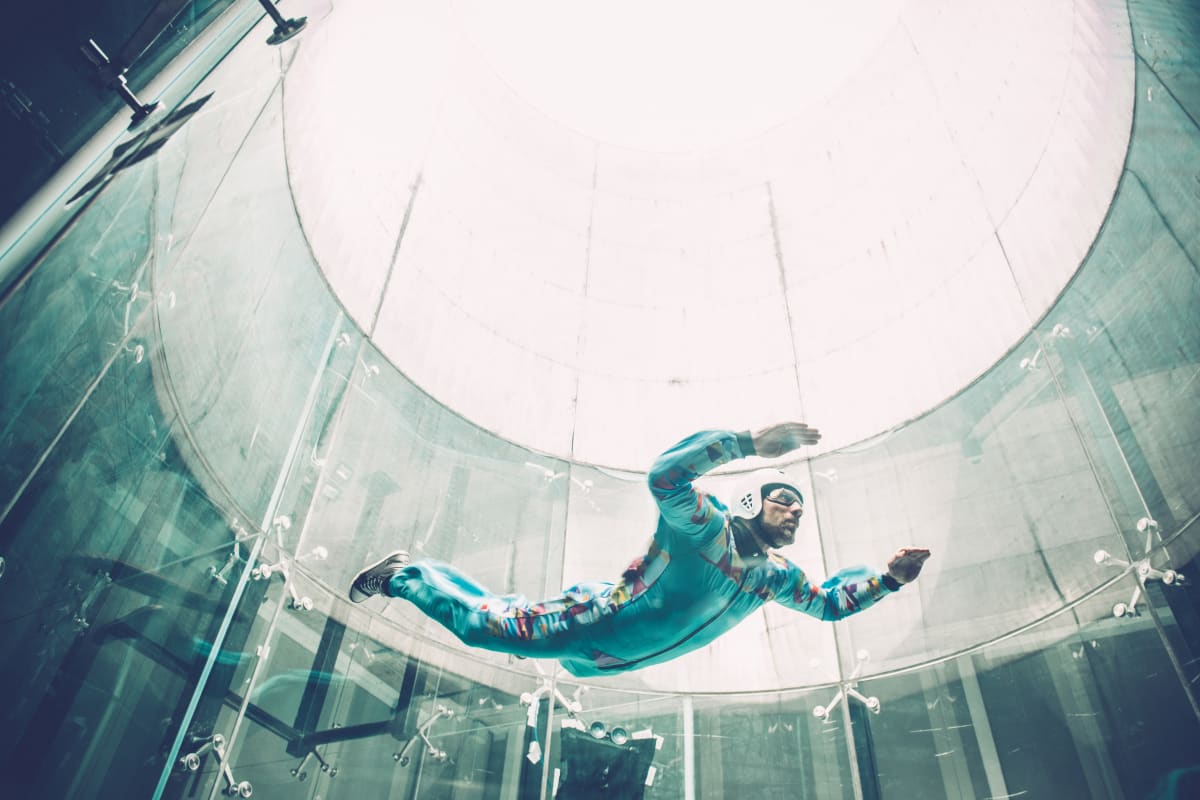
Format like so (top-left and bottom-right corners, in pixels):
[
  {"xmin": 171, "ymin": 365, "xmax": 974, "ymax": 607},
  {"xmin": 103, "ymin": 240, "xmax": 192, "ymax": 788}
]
[{"xmin": 349, "ymin": 550, "xmax": 411, "ymax": 603}]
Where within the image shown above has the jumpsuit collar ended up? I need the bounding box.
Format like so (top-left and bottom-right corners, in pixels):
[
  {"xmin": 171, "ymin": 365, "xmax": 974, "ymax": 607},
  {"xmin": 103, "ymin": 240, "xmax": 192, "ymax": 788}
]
[{"xmin": 731, "ymin": 518, "xmax": 769, "ymax": 562}]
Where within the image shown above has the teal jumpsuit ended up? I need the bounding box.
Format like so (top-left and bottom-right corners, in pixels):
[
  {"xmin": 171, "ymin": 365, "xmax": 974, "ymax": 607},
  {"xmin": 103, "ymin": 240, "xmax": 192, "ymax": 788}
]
[{"xmin": 385, "ymin": 429, "xmax": 900, "ymax": 677}]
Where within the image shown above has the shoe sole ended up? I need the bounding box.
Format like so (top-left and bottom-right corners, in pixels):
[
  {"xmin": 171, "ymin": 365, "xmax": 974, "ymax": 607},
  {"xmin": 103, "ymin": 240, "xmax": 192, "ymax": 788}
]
[{"xmin": 349, "ymin": 550, "xmax": 409, "ymax": 603}]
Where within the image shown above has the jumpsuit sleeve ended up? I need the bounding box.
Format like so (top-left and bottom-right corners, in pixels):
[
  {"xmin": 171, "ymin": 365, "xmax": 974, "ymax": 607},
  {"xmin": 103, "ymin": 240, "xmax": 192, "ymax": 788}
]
[
  {"xmin": 772, "ymin": 559, "xmax": 899, "ymax": 621},
  {"xmin": 647, "ymin": 429, "xmax": 756, "ymax": 544}
]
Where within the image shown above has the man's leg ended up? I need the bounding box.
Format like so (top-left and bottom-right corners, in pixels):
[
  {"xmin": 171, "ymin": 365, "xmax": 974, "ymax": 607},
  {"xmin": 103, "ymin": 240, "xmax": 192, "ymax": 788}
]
[
  {"xmin": 388, "ymin": 560, "xmax": 602, "ymax": 657},
  {"xmin": 350, "ymin": 554, "xmax": 614, "ymax": 659}
]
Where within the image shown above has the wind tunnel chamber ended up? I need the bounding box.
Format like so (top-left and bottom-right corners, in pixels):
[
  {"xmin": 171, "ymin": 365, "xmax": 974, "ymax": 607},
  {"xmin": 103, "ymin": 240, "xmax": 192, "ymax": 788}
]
[{"xmin": 0, "ymin": 0, "xmax": 1199, "ymax": 798}]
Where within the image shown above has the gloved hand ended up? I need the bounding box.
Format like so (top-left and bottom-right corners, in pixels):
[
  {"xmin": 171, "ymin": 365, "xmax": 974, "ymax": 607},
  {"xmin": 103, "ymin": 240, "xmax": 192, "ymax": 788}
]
[
  {"xmin": 750, "ymin": 422, "xmax": 821, "ymax": 458},
  {"xmin": 886, "ymin": 547, "xmax": 931, "ymax": 584}
]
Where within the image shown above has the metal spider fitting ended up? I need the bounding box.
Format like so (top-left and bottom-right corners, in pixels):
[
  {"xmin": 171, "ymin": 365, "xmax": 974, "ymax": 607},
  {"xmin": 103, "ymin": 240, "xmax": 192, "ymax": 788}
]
[
  {"xmin": 1094, "ymin": 518, "xmax": 1186, "ymax": 618},
  {"xmin": 814, "ymin": 650, "xmax": 880, "ymax": 721}
]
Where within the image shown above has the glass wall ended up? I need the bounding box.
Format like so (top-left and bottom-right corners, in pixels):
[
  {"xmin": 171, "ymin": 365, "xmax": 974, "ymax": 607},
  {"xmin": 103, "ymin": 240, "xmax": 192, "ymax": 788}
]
[{"xmin": 0, "ymin": 1, "xmax": 1198, "ymax": 799}]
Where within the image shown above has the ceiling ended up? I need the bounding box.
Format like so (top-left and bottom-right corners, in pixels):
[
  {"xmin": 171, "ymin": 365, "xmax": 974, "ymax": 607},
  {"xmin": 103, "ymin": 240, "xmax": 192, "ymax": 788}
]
[{"xmin": 281, "ymin": 0, "xmax": 1133, "ymax": 470}]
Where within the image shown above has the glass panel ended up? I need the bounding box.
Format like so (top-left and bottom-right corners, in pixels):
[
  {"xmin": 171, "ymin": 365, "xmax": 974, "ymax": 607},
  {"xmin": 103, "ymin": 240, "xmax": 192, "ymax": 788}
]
[
  {"xmin": 694, "ymin": 690, "xmax": 855, "ymax": 798},
  {"xmin": 852, "ymin": 578, "xmax": 1200, "ymax": 799},
  {"xmin": 0, "ymin": 162, "xmax": 156, "ymax": 506},
  {"xmin": 1032, "ymin": 0, "xmax": 1200, "ymax": 710},
  {"xmin": 150, "ymin": 24, "xmax": 287, "ymax": 267},
  {"xmin": 1045, "ymin": 113, "xmax": 1200, "ymax": 546},
  {"xmin": 1141, "ymin": 517, "xmax": 1200, "ymax": 710},
  {"xmin": 154, "ymin": 83, "xmax": 342, "ymax": 521},
  {"xmin": 173, "ymin": 574, "xmax": 546, "ymax": 800},
  {"xmin": 293, "ymin": 334, "xmax": 569, "ymax": 674},
  {"xmin": 0, "ymin": 304, "xmax": 255, "ymax": 799},
  {"xmin": 812, "ymin": 333, "xmax": 1132, "ymax": 676}
]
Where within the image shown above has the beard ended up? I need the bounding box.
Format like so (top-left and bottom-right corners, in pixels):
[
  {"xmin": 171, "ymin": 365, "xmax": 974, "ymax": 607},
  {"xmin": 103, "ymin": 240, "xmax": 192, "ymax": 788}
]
[
  {"xmin": 754, "ymin": 518, "xmax": 794, "ymax": 549},
  {"xmin": 767, "ymin": 528, "xmax": 793, "ymax": 547}
]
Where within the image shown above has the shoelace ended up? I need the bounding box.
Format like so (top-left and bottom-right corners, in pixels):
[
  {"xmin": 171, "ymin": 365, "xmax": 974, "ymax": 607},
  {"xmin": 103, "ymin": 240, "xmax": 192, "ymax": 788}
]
[
  {"xmin": 358, "ymin": 573, "xmax": 386, "ymax": 593},
  {"xmin": 358, "ymin": 557, "xmax": 408, "ymax": 594}
]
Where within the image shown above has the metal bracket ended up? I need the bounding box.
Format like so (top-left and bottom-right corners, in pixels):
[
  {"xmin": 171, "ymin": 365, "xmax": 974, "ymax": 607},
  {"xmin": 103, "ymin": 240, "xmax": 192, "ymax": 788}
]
[
  {"xmin": 518, "ymin": 664, "xmax": 588, "ymax": 763},
  {"xmin": 814, "ymin": 650, "xmax": 879, "ymax": 721},
  {"xmin": 254, "ymin": 0, "xmax": 308, "ymax": 45},
  {"xmin": 521, "ymin": 669, "xmax": 586, "ymax": 729},
  {"xmin": 178, "ymin": 733, "xmax": 253, "ymax": 797},
  {"xmin": 291, "ymin": 747, "xmax": 337, "ymax": 781},
  {"xmin": 79, "ymin": 38, "xmax": 159, "ymax": 127},
  {"xmin": 208, "ymin": 518, "xmax": 253, "ymax": 585},
  {"xmin": 1019, "ymin": 323, "xmax": 1073, "ymax": 371},
  {"xmin": 71, "ymin": 569, "xmax": 114, "ymax": 631},
  {"xmin": 1094, "ymin": 517, "xmax": 1186, "ymax": 618},
  {"xmin": 248, "ymin": 518, "xmax": 328, "ymax": 610},
  {"xmin": 393, "ymin": 705, "xmax": 455, "ymax": 767}
]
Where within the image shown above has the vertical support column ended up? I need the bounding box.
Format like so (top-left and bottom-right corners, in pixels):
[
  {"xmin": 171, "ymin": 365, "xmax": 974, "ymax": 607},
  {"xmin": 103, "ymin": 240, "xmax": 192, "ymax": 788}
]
[
  {"xmin": 842, "ymin": 673, "xmax": 869, "ymax": 800},
  {"xmin": 499, "ymin": 724, "xmax": 526, "ymax": 800},
  {"xmin": 807, "ymin": 694, "xmax": 841, "ymax": 795},
  {"xmin": 1044, "ymin": 640, "xmax": 1124, "ymax": 799},
  {"xmin": 1055, "ymin": 329, "xmax": 1200, "ymax": 717},
  {"xmin": 918, "ymin": 665, "xmax": 975, "ymax": 797},
  {"xmin": 1058, "ymin": 330, "xmax": 1177, "ymax": 535},
  {"xmin": 682, "ymin": 695, "xmax": 696, "ymax": 800},
  {"xmin": 956, "ymin": 655, "xmax": 1010, "ymax": 800},
  {"xmin": 540, "ymin": 691, "xmax": 557, "ymax": 800},
  {"xmin": 289, "ymin": 617, "xmax": 348, "ymax": 754}
]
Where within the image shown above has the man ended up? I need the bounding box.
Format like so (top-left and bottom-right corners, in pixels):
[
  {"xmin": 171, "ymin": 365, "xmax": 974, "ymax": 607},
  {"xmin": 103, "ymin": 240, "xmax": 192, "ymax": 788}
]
[{"xmin": 349, "ymin": 423, "xmax": 930, "ymax": 677}]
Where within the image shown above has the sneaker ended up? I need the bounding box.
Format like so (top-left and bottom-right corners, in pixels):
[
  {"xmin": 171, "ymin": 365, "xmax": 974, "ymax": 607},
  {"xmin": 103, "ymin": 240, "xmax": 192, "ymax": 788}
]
[{"xmin": 349, "ymin": 550, "xmax": 411, "ymax": 603}]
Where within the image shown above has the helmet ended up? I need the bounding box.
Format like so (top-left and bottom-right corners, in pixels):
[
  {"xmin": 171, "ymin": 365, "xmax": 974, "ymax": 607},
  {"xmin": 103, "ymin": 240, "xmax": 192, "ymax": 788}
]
[{"xmin": 729, "ymin": 468, "xmax": 803, "ymax": 520}]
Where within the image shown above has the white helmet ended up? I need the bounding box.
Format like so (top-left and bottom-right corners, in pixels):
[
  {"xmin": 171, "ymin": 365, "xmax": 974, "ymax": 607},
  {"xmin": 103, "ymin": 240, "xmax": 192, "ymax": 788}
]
[{"xmin": 729, "ymin": 468, "xmax": 804, "ymax": 520}]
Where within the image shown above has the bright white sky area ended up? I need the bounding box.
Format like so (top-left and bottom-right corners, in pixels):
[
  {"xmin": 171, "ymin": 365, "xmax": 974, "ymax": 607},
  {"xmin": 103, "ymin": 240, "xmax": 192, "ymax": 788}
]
[
  {"xmin": 449, "ymin": 0, "xmax": 905, "ymax": 152},
  {"xmin": 282, "ymin": 0, "xmax": 1134, "ymax": 472}
]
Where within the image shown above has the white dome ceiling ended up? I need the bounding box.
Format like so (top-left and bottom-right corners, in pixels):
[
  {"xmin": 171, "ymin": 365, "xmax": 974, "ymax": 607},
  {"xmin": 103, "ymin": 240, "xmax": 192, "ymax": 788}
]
[{"xmin": 282, "ymin": 0, "xmax": 1132, "ymax": 470}]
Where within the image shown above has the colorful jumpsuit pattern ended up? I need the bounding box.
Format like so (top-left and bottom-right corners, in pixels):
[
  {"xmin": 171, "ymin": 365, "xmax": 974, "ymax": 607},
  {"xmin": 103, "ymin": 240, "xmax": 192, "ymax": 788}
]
[{"xmin": 385, "ymin": 429, "xmax": 898, "ymax": 677}]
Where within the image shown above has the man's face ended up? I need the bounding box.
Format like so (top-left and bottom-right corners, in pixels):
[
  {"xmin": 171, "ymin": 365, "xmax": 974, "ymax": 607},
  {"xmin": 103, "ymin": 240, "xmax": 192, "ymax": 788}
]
[{"xmin": 757, "ymin": 487, "xmax": 804, "ymax": 548}]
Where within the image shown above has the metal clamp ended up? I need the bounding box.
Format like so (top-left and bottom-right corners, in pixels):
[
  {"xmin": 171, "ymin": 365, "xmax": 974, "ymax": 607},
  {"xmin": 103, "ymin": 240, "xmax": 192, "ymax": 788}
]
[
  {"xmin": 394, "ymin": 705, "xmax": 455, "ymax": 767},
  {"xmin": 521, "ymin": 670, "xmax": 586, "ymax": 729},
  {"xmin": 72, "ymin": 569, "xmax": 114, "ymax": 631},
  {"xmin": 814, "ymin": 650, "xmax": 879, "ymax": 721},
  {"xmin": 178, "ymin": 733, "xmax": 253, "ymax": 797},
  {"xmin": 291, "ymin": 748, "xmax": 337, "ymax": 781},
  {"xmin": 208, "ymin": 518, "xmax": 254, "ymax": 585},
  {"xmin": 250, "ymin": 543, "xmax": 328, "ymax": 611},
  {"xmin": 518, "ymin": 665, "xmax": 588, "ymax": 764},
  {"xmin": 208, "ymin": 549, "xmax": 240, "ymax": 586},
  {"xmin": 79, "ymin": 39, "xmax": 159, "ymax": 126},
  {"xmin": 254, "ymin": 0, "xmax": 308, "ymax": 46},
  {"xmin": 1094, "ymin": 518, "xmax": 1186, "ymax": 618},
  {"xmin": 1019, "ymin": 323, "xmax": 1073, "ymax": 371}
]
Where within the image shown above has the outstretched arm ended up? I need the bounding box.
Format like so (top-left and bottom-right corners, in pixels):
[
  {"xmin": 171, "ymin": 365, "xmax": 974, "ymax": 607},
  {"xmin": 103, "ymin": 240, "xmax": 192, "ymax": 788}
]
[
  {"xmin": 774, "ymin": 548, "xmax": 930, "ymax": 621},
  {"xmin": 648, "ymin": 430, "xmax": 754, "ymax": 543},
  {"xmin": 774, "ymin": 563, "xmax": 896, "ymax": 621},
  {"xmin": 647, "ymin": 423, "xmax": 821, "ymax": 543}
]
